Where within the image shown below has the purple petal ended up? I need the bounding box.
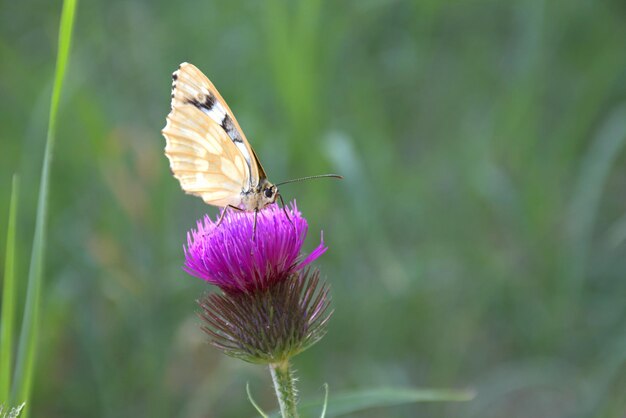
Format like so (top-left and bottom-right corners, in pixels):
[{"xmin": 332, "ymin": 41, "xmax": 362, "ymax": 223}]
[{"xmin": 297, "ymin": 231, "xmax": 327, "ymax": 270}]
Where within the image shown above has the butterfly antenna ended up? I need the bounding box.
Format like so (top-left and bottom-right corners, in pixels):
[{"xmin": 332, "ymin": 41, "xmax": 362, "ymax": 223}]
[{"xmin": 276, "ymin": 174, "xmax": 343, "ymax": 187}]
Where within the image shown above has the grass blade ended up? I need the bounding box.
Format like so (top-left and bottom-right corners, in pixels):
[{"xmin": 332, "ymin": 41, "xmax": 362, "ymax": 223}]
[
  {"xmin": 246, "ymin": 382, "xmax": 269, "ymax": 418},
  {"xmin": 0, "ymin": 175, "xmax": 20, "ymax": 404},
  {"xmin": 564, "ymin": 104, "xmax": 626, "ymax": 311},
  {"xmin": 266, "ymin": 387, "xmax": 475, "ymax": 418},
  {"xmin": 11, "ymin": 0, "xmax": 78, "ymax": 413},
  {"xmin": 319, "ymin": 383, "xmax": 328, "ymax": 418}
]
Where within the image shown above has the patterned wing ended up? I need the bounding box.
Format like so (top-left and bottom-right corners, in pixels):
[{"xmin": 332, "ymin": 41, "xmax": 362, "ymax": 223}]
[
  {"xmin": 162, "ymin": 100, "xmax": 249, "ymax": 208},
  {"xmin": 170, "ymin": 62, "xmax": 267, "ymax": 186}
]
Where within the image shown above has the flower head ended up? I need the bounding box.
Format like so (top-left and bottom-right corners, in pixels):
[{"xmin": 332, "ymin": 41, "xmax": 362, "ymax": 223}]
[
  {"xmin": 199, "ymin": 269, "xmax": 332, "ymax": 363},
  {"xmin": 184, "ymin": 202, "xmax": 326, "ymax": 294},
  {"xmin": 183, "ymin": 201, "xmax": 332, "ymax": 363}
]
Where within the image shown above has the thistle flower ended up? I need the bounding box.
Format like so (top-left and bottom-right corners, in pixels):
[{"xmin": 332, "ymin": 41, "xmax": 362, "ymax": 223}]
[
  {"xmin": 184, "ymin": 202, "xmax": 332, "ymax": 364},
  {"xmin": 184, "ymin": 203, "xmax": 327, "ymax": 294}
]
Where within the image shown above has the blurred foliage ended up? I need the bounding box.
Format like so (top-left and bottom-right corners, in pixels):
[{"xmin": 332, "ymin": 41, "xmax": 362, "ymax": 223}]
[{"xmin": 2, "ymin": 0, "xmax": 626, "ymax": 417}]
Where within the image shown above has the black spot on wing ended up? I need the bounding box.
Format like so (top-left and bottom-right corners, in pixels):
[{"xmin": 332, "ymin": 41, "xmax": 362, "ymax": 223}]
[
  {"xmin": 220, "ymin": 114, "xmax": 233, "ymax": 132},
  {"xmin": 170, "ymin": 84, "xmax": 177, "ymax": 108},
  {"xmin": 204, "ymin": 94, "xmax": 216, "ymax": 109},
  {"xmin": 187, "ymin": 93, "xmax": 217, "ymax": 113},
  {"xmin": 221, "ymin": 114, "xmax": 243, "ymax": 143}
]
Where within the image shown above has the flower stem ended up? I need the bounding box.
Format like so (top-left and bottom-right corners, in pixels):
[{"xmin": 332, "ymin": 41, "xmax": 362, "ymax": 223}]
[{"xmin": 270, "ymin": 360, "xmax": 299, "ymax": 418}]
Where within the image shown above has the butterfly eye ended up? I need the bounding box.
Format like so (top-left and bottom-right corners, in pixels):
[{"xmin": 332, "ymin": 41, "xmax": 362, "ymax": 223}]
[{"xmin": 264, "ymin": 188, "xmax": 274, "ymax": 198}]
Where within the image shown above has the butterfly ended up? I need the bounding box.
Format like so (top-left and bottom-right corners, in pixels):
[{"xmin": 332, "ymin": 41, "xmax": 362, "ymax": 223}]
[{"xmin": 162, "ymin": 62, "xmax": 340, "ymax": 234}]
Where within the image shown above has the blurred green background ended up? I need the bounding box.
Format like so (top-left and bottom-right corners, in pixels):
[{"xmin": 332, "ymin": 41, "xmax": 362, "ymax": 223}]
[{"xmin": 2, "ymin": 0, "xmax": 626, "ymax": 416}]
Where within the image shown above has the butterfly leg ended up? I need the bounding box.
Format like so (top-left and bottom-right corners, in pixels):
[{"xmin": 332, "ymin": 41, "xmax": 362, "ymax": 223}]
[
  {"xmin": 215, "ymin": 205, "xmax": 244, "ymax": 228},
  {"xmin": 252, "ymin": 209, "xmax": 259, "ymax": 241},
  {"xmin": 277, "ymin": 193, "xmax": 294, "ymax": 228}
]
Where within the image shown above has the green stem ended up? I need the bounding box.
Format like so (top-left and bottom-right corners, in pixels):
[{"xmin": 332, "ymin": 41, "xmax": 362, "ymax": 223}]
[{"xmin": 269, "ymin": 360, "xmax": 299, "ymax": 418}]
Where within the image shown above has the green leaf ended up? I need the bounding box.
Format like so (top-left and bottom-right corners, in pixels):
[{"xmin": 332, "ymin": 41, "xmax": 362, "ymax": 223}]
[
  {"xmin": 0, "ymin": 175, "xmax": 19, "ymax": 404},
  {"xmin": 11, "ymin": 0, "xmax": 78, "ymax": 414},
  {"xmin": 267, "ymin": 387, "xmax": 475, "ymax": 418}
]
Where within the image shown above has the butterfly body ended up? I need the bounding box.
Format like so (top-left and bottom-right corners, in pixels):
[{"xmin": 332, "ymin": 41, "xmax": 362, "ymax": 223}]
[{"xmin": 162, "ymin": 62, "xmax": 278, "ymax": 212}]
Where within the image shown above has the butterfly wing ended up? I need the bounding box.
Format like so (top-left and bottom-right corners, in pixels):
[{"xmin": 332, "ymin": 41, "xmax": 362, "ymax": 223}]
[
  {"xmin": 162, "ymin": 100, "xmax": 250, "ymax": 208},
  {"xmin": 170, "ymin": 63, "xmax": 267, "ymax": 186}
]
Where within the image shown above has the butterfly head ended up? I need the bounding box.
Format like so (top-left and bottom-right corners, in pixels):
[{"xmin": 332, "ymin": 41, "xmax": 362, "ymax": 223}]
[
  {"xmin": 259, "ymin": 179, "xmax": 279, "ymax": 208},
  {"xmin": 241, "ymin": 178, "xmax": 279, "ymax": 211}
]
